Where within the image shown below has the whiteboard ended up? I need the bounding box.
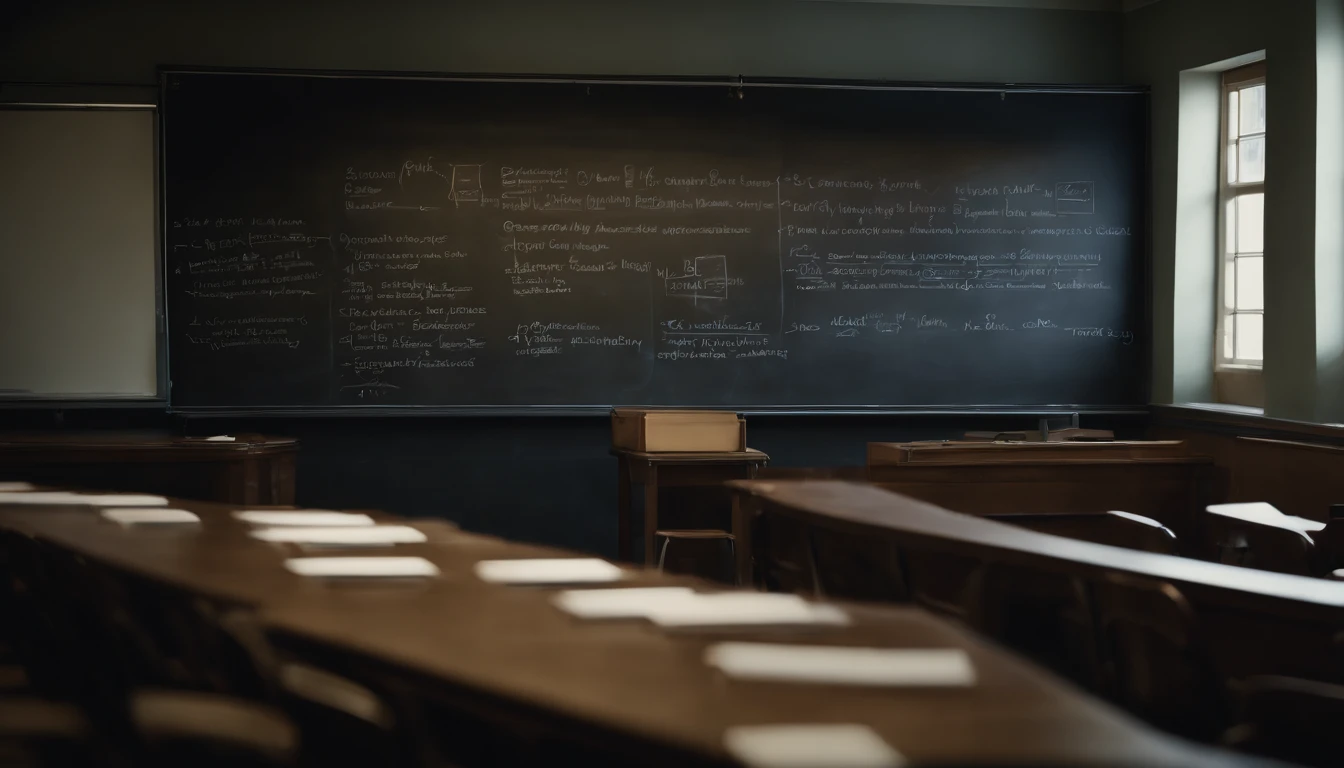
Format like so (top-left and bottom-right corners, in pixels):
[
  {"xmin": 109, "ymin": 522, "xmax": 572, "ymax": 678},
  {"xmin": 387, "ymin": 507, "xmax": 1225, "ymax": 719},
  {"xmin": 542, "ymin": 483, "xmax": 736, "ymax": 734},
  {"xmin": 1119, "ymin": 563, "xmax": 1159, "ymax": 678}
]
[{"xmin": 0, "ymin": 108, "xmax": 159, "ymax": 399}]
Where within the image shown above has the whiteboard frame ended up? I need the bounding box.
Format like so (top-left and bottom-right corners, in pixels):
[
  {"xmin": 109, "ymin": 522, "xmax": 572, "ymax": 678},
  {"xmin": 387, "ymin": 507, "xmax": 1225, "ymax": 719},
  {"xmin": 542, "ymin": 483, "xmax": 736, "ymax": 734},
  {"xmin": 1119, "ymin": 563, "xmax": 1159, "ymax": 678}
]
[{"xmin": 159, "ymin": 66, "xmax": 1151, "ymax": 417}]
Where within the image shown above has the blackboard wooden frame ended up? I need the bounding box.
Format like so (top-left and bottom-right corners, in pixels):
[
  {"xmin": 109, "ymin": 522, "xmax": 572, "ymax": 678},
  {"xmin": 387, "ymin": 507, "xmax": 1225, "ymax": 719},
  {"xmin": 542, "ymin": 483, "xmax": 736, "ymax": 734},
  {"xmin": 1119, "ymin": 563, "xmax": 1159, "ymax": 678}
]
[{"xmin": 159, "ymin": 66, "xmax": 1151, "ymax": 417}]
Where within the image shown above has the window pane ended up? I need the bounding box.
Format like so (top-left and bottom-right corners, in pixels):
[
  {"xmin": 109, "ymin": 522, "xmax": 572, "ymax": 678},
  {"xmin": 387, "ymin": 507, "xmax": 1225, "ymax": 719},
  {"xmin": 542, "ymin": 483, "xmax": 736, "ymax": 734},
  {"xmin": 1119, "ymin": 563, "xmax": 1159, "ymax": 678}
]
[
  {"xmin": 1228, "ymin": 142, "xmax": 1238, "ymax": 183},
  {"xmin": 1236, "ymin": 256, "xmax": 1263, "ymax": 310},
  {"xmin": 1237, "ymin": 193, "xmax": 1264, "ymax": 253},
  {"xmin": 1229, "ymin": 90, "xmax": 1240, "ymax": 140},
  {"xmin": 1239, "ymin": 84, "xmax": 1266, "ymax": 135},
  {"xmin": 1223, "ymin": 320, "xmax": 1235, "ymax": 361},
  {"xmin": 1235, "ymin": 313, "xmax": 1264, "ymax": 362},
  {"xmin": 1226, "ymin": 199, "xmax": 1237, "ymax": 253},
  {"xmin": 1238, "ymin": 136, "xmax": 1265, "ymax": 183},
  {"xmin": 1224, "ymin": 260, "xmax": 1236, "ymax": 310}
]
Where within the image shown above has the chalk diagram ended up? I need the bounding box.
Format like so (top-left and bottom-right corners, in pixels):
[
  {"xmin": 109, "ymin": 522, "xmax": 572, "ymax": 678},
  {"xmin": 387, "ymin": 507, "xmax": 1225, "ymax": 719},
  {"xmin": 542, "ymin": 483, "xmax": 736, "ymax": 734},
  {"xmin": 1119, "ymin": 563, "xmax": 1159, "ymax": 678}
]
[
  {"xmin": 665, "ymin": 255, "xmax": 729, "ymax": 301},
  {"xmin": 1055, "ymin": 181, "xmax": 1095, "ymax": 215},
  {"xmin": 449, "ymin": 164, "xmax": 484, "ymax": 205}
]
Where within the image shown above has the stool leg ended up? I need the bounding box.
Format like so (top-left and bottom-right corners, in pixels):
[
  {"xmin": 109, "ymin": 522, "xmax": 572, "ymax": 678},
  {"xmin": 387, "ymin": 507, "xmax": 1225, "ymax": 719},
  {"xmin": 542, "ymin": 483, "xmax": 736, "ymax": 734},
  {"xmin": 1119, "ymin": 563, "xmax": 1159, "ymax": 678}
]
[{"xmin": 657, "ymin": 536, "xmax": 671, "ymax": 571}]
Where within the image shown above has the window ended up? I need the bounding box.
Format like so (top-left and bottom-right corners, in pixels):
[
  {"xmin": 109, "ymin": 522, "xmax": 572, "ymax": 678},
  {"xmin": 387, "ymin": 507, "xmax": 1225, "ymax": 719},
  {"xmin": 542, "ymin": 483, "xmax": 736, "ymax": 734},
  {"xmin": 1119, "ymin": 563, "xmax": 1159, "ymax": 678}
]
[{"xmin": 1218, "ymin": 63, "xmax": 1266, "ymax": 369}]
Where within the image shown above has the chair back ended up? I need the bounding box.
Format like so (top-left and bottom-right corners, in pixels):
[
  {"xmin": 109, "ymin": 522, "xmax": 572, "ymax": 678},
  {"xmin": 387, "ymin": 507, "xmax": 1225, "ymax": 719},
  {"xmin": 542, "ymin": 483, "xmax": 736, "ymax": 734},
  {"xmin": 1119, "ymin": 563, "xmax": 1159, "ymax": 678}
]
[
  {"xmin": 1224, "ymin": 675, "xmax": 1344, "ymax": 768},
  {"xmin": 1205, "ymin": 511, "xmax": 1315, "ymax": 576},
  {"xmin": 263, "ymin": 633, "xmax": 422, "ymax": 768},
  {"xmin": 807, "ymin": 525, "xmax": 908, "ymax": 604},
  {"xmin": 963, "ymin": 562, "xmax": 1101, "ymax": 691},
  {"xmin": 1103, "ymin": 511, "xmax": 1180, "ymax": 555},
  {"xmin": 750, "ymin": 513, "xmax": 821, "ymax": 596},
  {"xmin": 1092, "ymin": 572, "xmax": 1224, "ymax": 740},
  {"xmin": 130, "ymin": 689, "xmax": 298, "ymax": 768},
  {"xmin": 987, "ymin": 512, "xmax": 1178, "ymax": 555}
]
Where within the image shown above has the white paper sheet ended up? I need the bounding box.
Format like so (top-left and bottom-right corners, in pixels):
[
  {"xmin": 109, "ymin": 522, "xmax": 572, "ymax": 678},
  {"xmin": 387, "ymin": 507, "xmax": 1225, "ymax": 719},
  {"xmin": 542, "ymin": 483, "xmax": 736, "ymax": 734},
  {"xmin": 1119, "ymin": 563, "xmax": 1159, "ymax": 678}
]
[
  {"xmin": 233, "ymin": 511, "xmax": 375, "ymax": 527},
  {"xmin": 0, "ymin": 492, "xmax": 84, "ymax": 505},
  {"xmin": 552, "ymin": 587, "xmax": 697, "ymax": 618},
  {"xmin": 0, "ymin": 482, "xmax": 35, "ymax": 492},
  {"xmin": 474, "ymin": 558, "xmax": 624, "ymax": 585},
  {"xmin": 706, "ymin": 643, "xmax": 975, "ymax": 687},
  {"xmin": 100, "ymin": 508, "xmax": 201, "ymax": 526},
  {"xmin": 251, "ymin": 525, "xmax": 427, "ymax": 545},
  {"xmin": 204, "ymin": 435, "xmax": 236, "ymax": 442},
  {"xmin": 0, "ymin": 491, "xmax": 169, "ymax": 506},
  {"xmin": 1107, "ymin": 510, "xmax": 1165, "ymax": 528},
  {"xmin": 88, "ymin": 495, "xmax": 172, "ymax": 507},
  {"xmin": 284, "ymin": 556, "xmax": 439, "ymax": 578},
  {"xmin": 646, "ymin": 593, "xmax": 849, "ymax": 629},
  {"xmin": 724, "ymin": 724, "xmax": 905, "ymax": 768},
  {"xmin": 1207, "ymin": 501, "xmax": 1327, "ymax": 533}
]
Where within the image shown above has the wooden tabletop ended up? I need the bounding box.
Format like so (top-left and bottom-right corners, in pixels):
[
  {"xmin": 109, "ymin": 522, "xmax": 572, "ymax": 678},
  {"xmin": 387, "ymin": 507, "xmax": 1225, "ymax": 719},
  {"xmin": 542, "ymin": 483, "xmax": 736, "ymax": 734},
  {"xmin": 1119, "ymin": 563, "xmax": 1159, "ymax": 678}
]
[
  {"xmin": 727, "ymin": 480, "xmax": 1344, "ymax": 620},
  {"xmin": 868, "ymin": 440, "xmax": 1199, "ymax": 466},
  {"xmin": 0, "ymin": 493, "xmax": 1264, "ymax": 767},
  {"xmin": 611, "ymin": 448, "xmax": 769, "ymax": 464},
  {"xmin": 0, "ymin": 431, "xmax": 297, "ymax": 455}
]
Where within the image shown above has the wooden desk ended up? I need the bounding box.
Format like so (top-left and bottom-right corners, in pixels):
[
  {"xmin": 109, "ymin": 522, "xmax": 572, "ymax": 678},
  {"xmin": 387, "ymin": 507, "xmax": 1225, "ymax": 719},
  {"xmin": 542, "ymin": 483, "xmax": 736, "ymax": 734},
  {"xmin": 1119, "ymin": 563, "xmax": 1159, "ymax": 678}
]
[
  {"xmin": 866, "ymin": 440, "xmax": 1212, "ymax": 542},
  {"xmin": 0, "ymin": 431, "xmax": 298, "ymax": 505},
  {"xmin": 0, "ymin": 493, "xmax": 1258, "ymax": 767},
  {"xmin": 730, "ymin": 480, "xmax": 1344, "ymax": 684},
  {"xmin": 612, "ymin": 449, "xmax": 768, "ymax": 565}
]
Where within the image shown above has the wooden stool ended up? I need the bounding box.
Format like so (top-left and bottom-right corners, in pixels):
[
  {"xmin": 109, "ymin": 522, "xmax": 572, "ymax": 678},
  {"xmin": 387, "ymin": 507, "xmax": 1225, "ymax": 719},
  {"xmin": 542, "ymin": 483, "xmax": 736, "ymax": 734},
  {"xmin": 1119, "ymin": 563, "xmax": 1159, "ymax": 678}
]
[
  {"xmin": 612, "ymin": 449, "xmax": 768, "ymax": 565},
  {"xmin": 654, "ymin": 529, "xmax": 735, "ymax": 577}
]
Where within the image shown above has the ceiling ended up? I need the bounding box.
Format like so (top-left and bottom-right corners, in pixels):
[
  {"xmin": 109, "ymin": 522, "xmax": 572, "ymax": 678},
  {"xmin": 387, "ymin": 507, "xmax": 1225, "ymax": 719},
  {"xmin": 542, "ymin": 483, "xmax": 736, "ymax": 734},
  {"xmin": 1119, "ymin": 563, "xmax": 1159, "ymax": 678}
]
[{"xmin": 802, "ymin": 0, "xmax": 1165, "ymax": 11}]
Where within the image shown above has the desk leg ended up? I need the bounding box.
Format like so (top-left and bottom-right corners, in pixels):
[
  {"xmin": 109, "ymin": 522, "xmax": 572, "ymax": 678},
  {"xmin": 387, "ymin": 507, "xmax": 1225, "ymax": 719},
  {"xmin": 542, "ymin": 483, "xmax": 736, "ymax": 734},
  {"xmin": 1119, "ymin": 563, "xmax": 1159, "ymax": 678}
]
[
  {"xmin": 617, "ymin": 457, "xmax": 632, "ymax": 562},
  {"xmin": 643, "ymin": 465, "xmax": 658, "ymax": 567},
  {"xmin": 732, "ymin": 494, "xmax": 752, "ymax": 587}
]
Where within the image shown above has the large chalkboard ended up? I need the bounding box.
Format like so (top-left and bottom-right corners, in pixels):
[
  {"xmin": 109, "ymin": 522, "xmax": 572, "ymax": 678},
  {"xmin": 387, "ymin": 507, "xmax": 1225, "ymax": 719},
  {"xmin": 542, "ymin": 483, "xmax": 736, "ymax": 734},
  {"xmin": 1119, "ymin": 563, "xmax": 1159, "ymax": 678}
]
[{"xmin": 163, "ymin": 71, "xmax": 1147, "ymax": 413}]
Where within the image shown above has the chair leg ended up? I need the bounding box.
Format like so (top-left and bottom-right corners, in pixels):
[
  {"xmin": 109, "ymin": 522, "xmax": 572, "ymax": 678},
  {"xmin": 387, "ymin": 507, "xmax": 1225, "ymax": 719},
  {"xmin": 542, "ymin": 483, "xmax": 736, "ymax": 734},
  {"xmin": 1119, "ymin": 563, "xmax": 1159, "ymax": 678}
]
[
  {"xmin": 656, "ymin": 536, "xmax": 671, "ymax": 571},
  {"xmin": 804, "ymin": 533, "xmax": 824, "ymax": 598},
  {"xmin": 725, "ymin": 538, "xmax": 738, "ymax": 586}
]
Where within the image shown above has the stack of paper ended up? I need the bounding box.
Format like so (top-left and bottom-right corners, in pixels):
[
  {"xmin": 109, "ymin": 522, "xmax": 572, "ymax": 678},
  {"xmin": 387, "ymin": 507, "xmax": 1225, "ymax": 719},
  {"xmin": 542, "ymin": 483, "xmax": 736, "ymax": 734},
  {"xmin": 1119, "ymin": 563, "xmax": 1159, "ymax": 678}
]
[
  {"xmin": 1207, "ymin": 502, "xmax": 1326, "ymax": 533},
  {"xmin": 251, "ymin": 525, "xmax": 426, "ymax": 545},
  {"xmin": 233, "ymin": 511, "xmax": 375, "ymax": 527},
  {"xmin": 475, "ymin": 558, "xmax": 625, "ymax": 585},
  {"xmin": 646, "ymin": 593, "xmax": 848, "ymax": 629},
  {"xmin": 552, "ymin": 587, "xmax": 696, "ymax": 618},
  {"xmin": 101, "ymin": 508, "xmax": 201, "ymax": 526},
  {"xmin": 724, "ymin": 724, "xmax": 904, "ymax": 768},
  {"xmin": 706, "ymin": 643, "xmax": 975, "ymax": 687},
  {"xmin": 284, "ymin": 556, "xmax": 439, "ymax": 578},
  {"xmin": 0, "ymin": 482, "xmax": 35, "ymax": 492}
]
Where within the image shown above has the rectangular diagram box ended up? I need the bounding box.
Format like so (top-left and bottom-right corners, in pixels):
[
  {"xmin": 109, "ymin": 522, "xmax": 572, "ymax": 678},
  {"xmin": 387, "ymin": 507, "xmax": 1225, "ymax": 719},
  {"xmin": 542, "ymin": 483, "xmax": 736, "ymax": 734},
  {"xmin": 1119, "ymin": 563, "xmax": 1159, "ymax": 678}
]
[{"xmin": 1055, "ymin": 181, "xmax": 1095, "ymax": 215}]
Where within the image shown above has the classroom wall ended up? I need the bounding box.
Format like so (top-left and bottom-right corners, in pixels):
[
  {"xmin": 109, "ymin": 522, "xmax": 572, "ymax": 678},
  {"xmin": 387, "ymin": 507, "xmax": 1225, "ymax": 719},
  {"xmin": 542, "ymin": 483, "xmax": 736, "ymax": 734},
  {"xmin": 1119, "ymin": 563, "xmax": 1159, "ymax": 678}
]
[
  {"xmin": 1122, "ymin": 0, "xmax": 1268, "ymax": 406},
  {"xmin": 0, "ymin": 0, "xmax": 1129, "ymax": 556},
  {"xmin": 1125, "ymin": 0, "xmax": 1344, "ymax": 421},
  {"xmin": 2, "ymin": 0, "xmax": 1122, "ymax": 86}
]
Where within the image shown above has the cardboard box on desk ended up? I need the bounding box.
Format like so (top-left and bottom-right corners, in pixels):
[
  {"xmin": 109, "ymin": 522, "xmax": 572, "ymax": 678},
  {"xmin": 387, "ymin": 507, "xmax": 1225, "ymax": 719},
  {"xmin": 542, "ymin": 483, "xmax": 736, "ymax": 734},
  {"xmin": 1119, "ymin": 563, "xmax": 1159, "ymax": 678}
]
[{"xmin": 611, "ymin": 409, "xmax": 745, "ymax": 453}]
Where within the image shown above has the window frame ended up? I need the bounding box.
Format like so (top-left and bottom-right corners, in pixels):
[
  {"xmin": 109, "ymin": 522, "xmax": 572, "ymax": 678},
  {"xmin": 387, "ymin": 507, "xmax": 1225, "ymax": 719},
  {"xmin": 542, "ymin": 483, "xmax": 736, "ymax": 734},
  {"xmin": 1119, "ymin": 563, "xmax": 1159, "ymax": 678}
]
[{"xmin": 1216, "ymin": 62, "xmax": 1266, "ymax": 373}]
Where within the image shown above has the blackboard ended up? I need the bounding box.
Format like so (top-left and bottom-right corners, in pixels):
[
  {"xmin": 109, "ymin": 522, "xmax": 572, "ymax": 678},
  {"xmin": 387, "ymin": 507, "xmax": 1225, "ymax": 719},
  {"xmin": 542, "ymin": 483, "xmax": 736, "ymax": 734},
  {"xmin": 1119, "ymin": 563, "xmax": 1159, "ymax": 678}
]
[{"xmin": 163, "ymin": 71, "xmax": 1147, "ymax": 413}]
